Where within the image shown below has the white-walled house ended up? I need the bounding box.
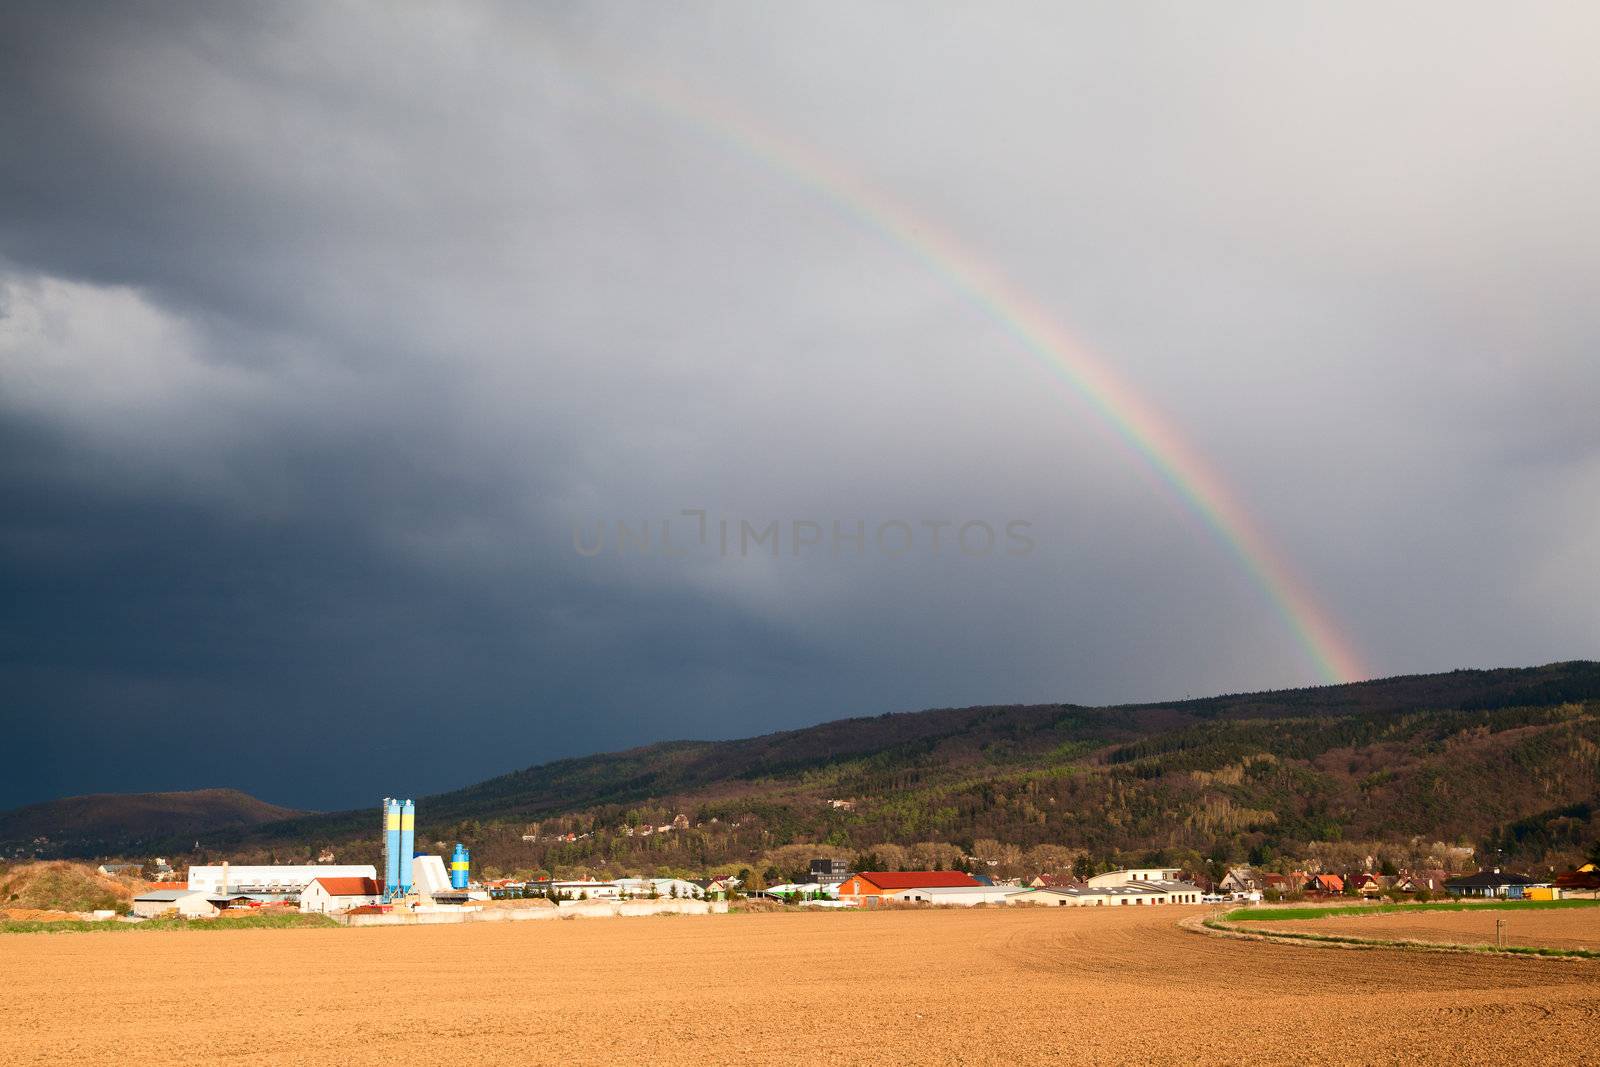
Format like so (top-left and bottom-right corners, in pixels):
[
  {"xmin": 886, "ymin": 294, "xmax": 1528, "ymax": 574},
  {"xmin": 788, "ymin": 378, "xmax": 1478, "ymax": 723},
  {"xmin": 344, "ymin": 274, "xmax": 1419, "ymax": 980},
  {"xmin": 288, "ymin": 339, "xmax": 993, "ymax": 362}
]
[{"xmin": 299, "ymin": 877, "xmax": 382, "ymax": 914}]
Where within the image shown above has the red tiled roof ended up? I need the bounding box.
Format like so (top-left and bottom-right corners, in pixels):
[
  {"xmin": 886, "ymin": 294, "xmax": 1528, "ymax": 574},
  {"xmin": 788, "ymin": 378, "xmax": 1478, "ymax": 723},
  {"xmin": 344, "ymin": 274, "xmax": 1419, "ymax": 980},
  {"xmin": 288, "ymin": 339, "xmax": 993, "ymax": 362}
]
[
  {"xmin": 853, "ymin": 871, "xmax": 982, "ymax": 890},
  {"xmin": 146, "ymin": 881, "xmax": 187, "ymax": 891},
  {"xmin": 310, "ymin": 877, "xmax": 380, "ymax": 897}
]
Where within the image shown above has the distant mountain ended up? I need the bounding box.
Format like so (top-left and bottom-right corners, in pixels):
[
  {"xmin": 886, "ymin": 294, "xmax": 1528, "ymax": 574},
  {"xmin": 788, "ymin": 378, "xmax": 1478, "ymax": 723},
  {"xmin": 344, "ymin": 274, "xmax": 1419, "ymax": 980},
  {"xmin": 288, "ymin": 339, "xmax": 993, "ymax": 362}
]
[
  {"xmin": 12, "ymin": 663, "xmax": 1600, "ymax": 872},
  {"xmin": 0, "ymin": 789, "xmax": 302, "ymax": 857}
]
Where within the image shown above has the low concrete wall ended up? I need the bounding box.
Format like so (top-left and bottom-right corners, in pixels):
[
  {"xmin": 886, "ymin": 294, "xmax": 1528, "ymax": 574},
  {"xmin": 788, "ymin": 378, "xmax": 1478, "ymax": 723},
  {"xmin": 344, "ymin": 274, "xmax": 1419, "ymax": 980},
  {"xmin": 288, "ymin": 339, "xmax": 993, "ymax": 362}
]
[{"xmin": 343, "ymin": 899, "xmax": 726, "ymax": 926}]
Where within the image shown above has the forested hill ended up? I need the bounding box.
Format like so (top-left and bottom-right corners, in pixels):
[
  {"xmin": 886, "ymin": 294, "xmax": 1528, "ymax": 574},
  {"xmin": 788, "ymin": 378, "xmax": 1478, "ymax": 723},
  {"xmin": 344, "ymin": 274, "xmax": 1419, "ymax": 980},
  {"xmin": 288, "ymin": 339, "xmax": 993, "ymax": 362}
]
[
  {"xmin": 0, "ymin": 789, "xmax": 301, "ymax": 857},
  {"xmin": 9, "ymin": 662, "xmax": 1600, "ymax": 871}
]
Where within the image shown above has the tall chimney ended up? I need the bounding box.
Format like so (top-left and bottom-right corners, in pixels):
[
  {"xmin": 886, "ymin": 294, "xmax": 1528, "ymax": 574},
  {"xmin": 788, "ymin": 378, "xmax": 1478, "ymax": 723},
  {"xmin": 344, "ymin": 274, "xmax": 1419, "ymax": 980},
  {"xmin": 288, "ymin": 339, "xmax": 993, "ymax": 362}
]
[{"xmin": 221, "ymin": 861, "xmax": 229, "ymax": 895}]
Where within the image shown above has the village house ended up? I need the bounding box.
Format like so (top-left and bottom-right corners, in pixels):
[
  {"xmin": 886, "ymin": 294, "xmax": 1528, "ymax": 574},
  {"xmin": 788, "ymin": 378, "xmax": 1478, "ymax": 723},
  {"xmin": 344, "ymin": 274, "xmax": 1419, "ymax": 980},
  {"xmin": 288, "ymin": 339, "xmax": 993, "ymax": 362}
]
[
  {"xmin": 1444, "ymin": 869, "xmax": 1545, "ymax": 899},
  {"xmin": 298, "ymin": 876, "xmax": 382, "ymax": 914},
  {"xmin": 1218, "ymin": 867, "xmax": 1262, "ymax": 894},
  {"xmin": 1028, "ymin": 873, "xmax": 1082, "ymax": 889},
  {"xmin": 1394, "ymin": 869, "xmax": 1451, "ymax": 894},
  {"xmin": 1348, "ymin": 873, "xmax": 1387, "ymax": 897},
  {"xmin": 1305, "ymin": 873, "xmax": 1345, "ymax": 894},
  {"xmin": 1260, "ymin": 872, "xmax": 1297, "ymax": 896},
  {"xmin": 1553, "ymin": 864, "xmax": 1599, "ymax": 897}
]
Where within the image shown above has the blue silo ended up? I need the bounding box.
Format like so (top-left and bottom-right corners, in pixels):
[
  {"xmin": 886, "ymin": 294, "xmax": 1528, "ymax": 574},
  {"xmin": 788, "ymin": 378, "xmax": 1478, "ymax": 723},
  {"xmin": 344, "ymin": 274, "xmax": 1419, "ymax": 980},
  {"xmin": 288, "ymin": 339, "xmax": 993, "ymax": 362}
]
[
  {"xmin": 398, "ymin": 799, "xmax": 416, "ymax": 894},
  {"xmin": 383, "ymin": 797, "xmax": 402, "ymax": 896},
  {"xmin": 450, "ymin": 843, "xmax": 470, "ymax": 890}
]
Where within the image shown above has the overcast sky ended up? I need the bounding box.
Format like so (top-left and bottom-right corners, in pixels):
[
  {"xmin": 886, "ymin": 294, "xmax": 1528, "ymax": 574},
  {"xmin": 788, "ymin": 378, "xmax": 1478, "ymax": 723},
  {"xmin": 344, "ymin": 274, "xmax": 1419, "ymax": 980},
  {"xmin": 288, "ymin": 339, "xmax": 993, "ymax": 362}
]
[{"xmin": 3, "ymin": 2, "xmax": 1597, "ymax": 811}]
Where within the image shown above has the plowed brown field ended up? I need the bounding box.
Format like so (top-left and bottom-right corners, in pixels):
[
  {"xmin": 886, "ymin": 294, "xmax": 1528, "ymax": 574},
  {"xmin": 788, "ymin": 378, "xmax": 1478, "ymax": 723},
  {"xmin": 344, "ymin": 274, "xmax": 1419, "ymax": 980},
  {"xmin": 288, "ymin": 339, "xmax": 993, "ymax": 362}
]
[
  {"xmin": 1, "ymin": 906, "xmax": 1597, "ymax": 1065},
  {"xmin": 1257, "ymin": 905, "xmax": 1600, "ymax": 951}
]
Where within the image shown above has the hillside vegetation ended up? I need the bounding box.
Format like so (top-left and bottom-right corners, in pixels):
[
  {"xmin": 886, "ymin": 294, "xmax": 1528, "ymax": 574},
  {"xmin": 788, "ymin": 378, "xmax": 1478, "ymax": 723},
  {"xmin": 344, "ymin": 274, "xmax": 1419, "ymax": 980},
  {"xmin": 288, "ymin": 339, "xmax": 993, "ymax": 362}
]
[
  {"xmin": 0, "ymin": 789, "xmax": 301, "ymax": 857},
  {"xmin": 0, "ymin": 861, "xmax": 138, "ymax": 915},
  {"xmin": 8, "ymin": 663, "xmax": 1600, "ymax": 879}
]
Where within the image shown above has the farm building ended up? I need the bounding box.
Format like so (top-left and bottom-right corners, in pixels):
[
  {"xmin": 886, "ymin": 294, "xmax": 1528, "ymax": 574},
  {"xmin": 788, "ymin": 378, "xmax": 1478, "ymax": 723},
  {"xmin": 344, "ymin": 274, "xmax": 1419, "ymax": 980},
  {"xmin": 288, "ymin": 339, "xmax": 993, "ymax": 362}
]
[
  {"xmin": 131, "ymin": 890, "xmax": 223, "ymax": 918},
  {"xmin": 1023, "ymin": 880, "xmax": 1203, "ymax": 907},
  {"xmin": 299, "ymin": 877, "xmax": 382, "ymax": 914},
  {"xmin": 889, "ymin": 885, "xmax": 1031, "ymax": 906},
  {"xmin": 187, "ymin": 864, "xmax": 378, "ymax": 899},
  {"xmin": 837, "ymin": 871, "xmax": 981, "ymax": 905},
  {"xmin": 1085, "ymin": 868, "xmax": 1182, "ymax": 888},
  {"xmin": 1444, "ymin": 869, "xmax": 1545, "ymax": 899}
]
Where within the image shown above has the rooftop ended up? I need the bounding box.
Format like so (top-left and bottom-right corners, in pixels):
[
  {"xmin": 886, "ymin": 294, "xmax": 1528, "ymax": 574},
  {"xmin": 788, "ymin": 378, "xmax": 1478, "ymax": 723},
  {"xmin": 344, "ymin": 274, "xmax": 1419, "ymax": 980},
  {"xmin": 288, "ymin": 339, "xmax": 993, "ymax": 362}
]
[
  {"xmin": 851, "ymin": 871, "xmax": 982, "ymax": 890},
  {"xmin": 308, "ymin": 877, "xmax": 380, "ymax": 896}
]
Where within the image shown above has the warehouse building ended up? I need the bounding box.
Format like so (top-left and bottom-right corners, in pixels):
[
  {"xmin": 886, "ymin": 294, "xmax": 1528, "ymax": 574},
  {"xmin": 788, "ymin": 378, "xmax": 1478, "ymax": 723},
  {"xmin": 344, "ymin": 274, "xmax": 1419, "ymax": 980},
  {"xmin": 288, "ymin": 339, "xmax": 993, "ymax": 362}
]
[
  {"xmin": 1025, "ymin": 880, "xmax": 1202, "ymax": 906},
  {"xmin": 837, "ymin": 871, "xmax": 982, "ymax": 905},
  {"xmin": 186, "ymin": 864, "xmax": 378, "ymax": 899},
  {"xmin": 889, "ymin": 885, "xmax": 1031, "ymax": 906},
  {"xmin": 131, "ymin": 889, "xmax": 225, "ymax": 918}
]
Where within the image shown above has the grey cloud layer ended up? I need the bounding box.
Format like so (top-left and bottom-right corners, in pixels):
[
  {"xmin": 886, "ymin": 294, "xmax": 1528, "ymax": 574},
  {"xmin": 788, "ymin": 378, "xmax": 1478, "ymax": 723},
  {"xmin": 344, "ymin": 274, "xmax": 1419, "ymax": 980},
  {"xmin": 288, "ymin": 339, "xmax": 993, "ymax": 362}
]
[{"xmin": 2, "ymin": 2, "xmax": 1596, "ymax": 809}]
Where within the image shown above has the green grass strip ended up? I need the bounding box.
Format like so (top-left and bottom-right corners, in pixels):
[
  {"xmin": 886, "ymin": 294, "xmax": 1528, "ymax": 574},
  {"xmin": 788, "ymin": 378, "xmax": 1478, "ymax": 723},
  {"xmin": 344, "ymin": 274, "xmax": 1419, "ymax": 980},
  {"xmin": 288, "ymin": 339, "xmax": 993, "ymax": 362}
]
[
  {"xmin": 1, "ymin": 912, "xmax": 341, "ymax": 934},
  {"xmin": 1202, "ymin": 917, "xmax": 1600, "ymax": 960},
  {"xmin": 1224, "ymin": 898, "xmax": 1600, "ymax": 923}
]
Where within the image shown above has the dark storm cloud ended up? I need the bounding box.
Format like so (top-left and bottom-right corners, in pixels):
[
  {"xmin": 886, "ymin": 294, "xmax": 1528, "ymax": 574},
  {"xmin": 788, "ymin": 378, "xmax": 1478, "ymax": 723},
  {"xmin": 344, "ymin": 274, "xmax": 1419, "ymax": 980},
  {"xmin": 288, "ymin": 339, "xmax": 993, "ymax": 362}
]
[{"xmin": 3, "ymin": 2, "xmax": 1598, "ymax": 810}]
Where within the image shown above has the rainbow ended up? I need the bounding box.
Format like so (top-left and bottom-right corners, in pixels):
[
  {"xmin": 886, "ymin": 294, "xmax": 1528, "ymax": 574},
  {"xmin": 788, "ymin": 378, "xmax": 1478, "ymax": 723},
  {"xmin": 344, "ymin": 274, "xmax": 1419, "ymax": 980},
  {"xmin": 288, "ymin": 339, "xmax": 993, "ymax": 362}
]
[{"xmin": 580, "ymin": 63, "xmax": 1366, "ymax": 685}]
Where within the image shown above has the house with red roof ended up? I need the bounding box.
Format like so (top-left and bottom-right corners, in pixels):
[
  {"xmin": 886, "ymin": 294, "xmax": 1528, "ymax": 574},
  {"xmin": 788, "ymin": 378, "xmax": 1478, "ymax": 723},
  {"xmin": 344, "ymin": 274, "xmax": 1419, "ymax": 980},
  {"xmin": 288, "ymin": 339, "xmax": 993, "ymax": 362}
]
[
  {"xmin": 838, "ymin": 871, "xmax": 981, "ymax": 905},
  {"xmin": 1348, "ymin": 873, "xmax": 1386, "ymax": 897},
  {"xmin": 1261, "ymin": 873, "xmax": 1297, "ymax": 896},
  {"xmin": 299, "ymin": 876, "xmax": 382, "ymax": 914},
  {"xmin": 1553, "ymin": 864, "xmax": 1600, "ymax": 897},
  {"xmin": 1305, "ymin": 873, "xmax": 1345, "ymax": 895}
]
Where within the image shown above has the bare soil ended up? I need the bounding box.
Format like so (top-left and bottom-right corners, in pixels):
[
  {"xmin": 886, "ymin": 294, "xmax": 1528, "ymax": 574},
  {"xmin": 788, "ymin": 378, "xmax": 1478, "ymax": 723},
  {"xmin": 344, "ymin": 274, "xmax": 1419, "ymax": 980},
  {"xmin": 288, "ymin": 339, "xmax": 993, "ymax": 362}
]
[
  {"xmin": 1, "ymin": 906, "xmax": 1596, "ymax": 1065},
  {"xmin": 1261, "ymin": 906, "xmax": 1600, "ymax": 952}
]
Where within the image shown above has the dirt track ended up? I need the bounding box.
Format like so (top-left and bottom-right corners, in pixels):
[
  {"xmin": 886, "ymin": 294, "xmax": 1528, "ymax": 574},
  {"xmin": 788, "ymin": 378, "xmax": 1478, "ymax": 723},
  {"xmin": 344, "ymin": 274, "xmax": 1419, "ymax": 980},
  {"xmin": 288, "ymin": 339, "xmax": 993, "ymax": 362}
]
[
  {"xmin": 1258, "ymin": 906, "xmax": 1600, "ymax": 952},
  {"xmin": 1, "ymin": 906, "xmax": 1596, "ymax": 1065}
]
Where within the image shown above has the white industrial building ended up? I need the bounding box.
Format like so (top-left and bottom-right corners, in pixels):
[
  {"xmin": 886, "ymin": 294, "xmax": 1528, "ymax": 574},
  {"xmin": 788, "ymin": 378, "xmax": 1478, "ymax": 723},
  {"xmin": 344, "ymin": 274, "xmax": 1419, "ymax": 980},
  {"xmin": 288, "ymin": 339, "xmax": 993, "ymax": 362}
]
[
  {"xmin": 1085, "ymin": 868, "xmax": 1184, "ymax": 888},
  {"xmin": 131, "ymin": 889, "xmax": 224, "ymax": 918},
  {"xmin": 550, "ymin": 880, "xmax": 621, "ymax": 900},
  {"xmin": 613, "ymin": 877, "xmax": 706, "ymax": 899},
  {"xmin": 187, "ymin": 864, "xmax": 378, "ymax": 898},
  {"xmin": 759, "ymin": 882, "xmax": 840, "ymax": 900},
  {"xmin": 1025, "ymin": 881, "xmax": 1202, "ymax": 906},
  {"xmin": 889, "ymin": 885, "xmax": 1031, "ymax": 906}
]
